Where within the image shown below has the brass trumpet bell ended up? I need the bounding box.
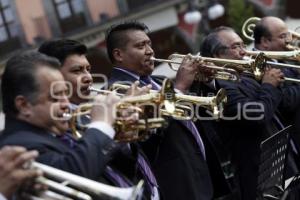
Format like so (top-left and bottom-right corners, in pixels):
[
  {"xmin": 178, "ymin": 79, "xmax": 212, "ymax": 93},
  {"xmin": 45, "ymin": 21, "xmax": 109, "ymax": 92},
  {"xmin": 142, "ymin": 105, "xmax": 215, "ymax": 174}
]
[
  {"xmin": 175, "ymin": 88, "xmax": 227, "ymax": 118},
  {"xmin": 245, "ymin": 52, "xmax": 300, "ymax": 83}
]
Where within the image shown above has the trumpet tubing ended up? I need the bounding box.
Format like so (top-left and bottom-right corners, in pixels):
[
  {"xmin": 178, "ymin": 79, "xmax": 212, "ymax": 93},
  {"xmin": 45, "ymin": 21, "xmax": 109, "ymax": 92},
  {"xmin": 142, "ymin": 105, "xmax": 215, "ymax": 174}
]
[
  {"xmin": 167, "ymin": 53, "xmax": 253, "ymax": 71},
  {"xmin": 31, "ymin": 162, "xmax": 144, "ymax": 200},
  {"xmin": 151, "ymin": 55, "xmax": 244, "ymax": 81},
  {"xmin": 35, "ymin": 176, "xmax": 92, "ymax": 200},
  {"xmin": 176, "ymin": 89, "xmax": 227, "ymax": 118},
  {"xmin": 241, "ymin": 17, "xmax": 260, "ymax": 41},
  {"xmin": 245, "ymin": 49, "xmax": 300, "ymax": 63},
  {"xmin": 88, "ymin": 86, "xmax": 125, "ymax": 97},
  {"xmin": 111, "ymin": 82, "xmax": 227, "ymax": 118},
  {"xmin": 68, "ymin": 79, "xmax": 178, "ymax": 141},
  {"xmin": 242, "ymin": 52, "xmax": 300, "ymax": 83}
]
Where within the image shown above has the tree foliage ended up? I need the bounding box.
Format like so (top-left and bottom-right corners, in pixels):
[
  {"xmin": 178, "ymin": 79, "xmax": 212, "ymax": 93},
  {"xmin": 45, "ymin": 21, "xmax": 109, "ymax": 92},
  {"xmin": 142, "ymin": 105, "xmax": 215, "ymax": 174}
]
[{"xmin": 227, "ymin": 0, "xmax": 254, "ymax": 39}]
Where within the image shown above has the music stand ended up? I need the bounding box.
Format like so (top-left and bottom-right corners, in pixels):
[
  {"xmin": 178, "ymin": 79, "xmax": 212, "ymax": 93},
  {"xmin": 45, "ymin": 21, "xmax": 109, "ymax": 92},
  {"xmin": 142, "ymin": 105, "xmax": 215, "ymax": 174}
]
[{"xmin": 257, "ymin": 125, "xmax": 292, "ymax": 200}]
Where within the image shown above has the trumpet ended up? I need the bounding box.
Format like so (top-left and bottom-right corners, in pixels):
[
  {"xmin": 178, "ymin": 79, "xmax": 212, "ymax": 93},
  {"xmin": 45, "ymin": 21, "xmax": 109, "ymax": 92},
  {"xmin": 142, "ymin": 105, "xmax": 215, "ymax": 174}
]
[
  {"xmin": 157, "ymin": 53, "xmax": 300, "ymax": 83},
  {"xmin": 244, "ymin": 49, "xmax": 300, "ymax": 63},
  {"xmin": 244, "ymin": 53, "xmax": 300, "ymax": 83},
  {"xmin": 111, "ymin": 83, "xmax": 228, "ymax": 118},
  {"xmin": 88, "ymin": 86, "xmax": 125, "ymax": 97},
  {"xmin": 151, "ymin": 56, "xmax": 240, "ymax": 82},
  {"xmin": 23, "ymin": 162, "xmax": 144, "ymax": 200},
  {"xmin": 64, "ymin": 106, "xmax": 166, "ymax": 142},
  {"xmin": 65, "ymin": 79, "xmax": 187, "ymax": 142},
  {"xmin": 242, "ymin": 17, "xmax": 300, "ymax": 50}
]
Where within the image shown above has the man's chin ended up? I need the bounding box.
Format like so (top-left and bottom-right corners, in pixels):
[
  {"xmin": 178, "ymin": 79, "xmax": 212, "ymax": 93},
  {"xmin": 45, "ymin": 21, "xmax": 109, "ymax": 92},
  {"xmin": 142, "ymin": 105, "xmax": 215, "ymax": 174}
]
[
  {"xmin": 144, "ymin": 65, "xmax": 154, "ymax": 75},
  {"xmin": 56, "ymin": 122, "xmax": 69, "ymax": 135}
]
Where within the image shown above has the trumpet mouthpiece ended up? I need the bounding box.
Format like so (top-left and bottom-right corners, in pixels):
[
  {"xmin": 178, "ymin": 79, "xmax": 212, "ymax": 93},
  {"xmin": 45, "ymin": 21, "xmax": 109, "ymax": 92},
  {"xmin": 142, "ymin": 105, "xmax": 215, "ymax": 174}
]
[{"xmin": 62, "ymin": 113, "xmax": 72, "ymax": 120}]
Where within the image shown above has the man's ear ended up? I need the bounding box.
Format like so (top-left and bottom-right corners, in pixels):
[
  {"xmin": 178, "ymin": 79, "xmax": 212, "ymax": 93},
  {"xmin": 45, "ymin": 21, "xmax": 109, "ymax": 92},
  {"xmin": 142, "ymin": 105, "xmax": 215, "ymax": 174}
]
[
  {"xmin": 260, "ymin": 36, "xmax": 271, "ymax": 50},
  {"xmin": 15, "ymin": 95, "xmax": 32, "ymax": 117},
  {"xmin": 112, "ymin": 48, "xmax": 123, "ymax": 63}
]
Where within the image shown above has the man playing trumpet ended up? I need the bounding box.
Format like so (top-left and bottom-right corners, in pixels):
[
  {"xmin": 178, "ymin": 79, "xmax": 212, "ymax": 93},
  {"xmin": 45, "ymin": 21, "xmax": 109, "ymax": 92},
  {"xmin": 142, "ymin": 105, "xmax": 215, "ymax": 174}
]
[
  {"xmin": 253, "ymin": 17, "xmax": 300, "ymax": 158},
  {"xmin": 0, "ymin": 51, "xmax": 125, "ymax": 180},
  {"xmin": 200, "ymin": 25, "xmax": 300, "ymax": 200},
  {"xmin": 38, "ymin": 39, "xmax": 159, "ymax": 200},
  {"xmin": 105, "ymin": 21, "xmax": 221, "ymax": 200}
]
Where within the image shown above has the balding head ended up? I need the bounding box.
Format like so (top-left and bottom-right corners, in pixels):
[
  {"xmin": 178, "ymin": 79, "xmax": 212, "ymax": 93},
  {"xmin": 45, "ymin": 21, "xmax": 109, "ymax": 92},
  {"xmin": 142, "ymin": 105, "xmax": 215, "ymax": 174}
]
[{"xmin": 254, "ymin": 16, "xmax": 290, "ymax": 51}]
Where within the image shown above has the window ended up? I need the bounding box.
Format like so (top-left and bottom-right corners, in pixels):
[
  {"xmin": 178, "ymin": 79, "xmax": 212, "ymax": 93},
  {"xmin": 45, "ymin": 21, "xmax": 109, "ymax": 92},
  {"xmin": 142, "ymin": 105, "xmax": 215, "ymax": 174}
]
[
  {"xmin": 52, "ymin": 0, "xmax": 86, "ymax": 33},
  {"xmin": 0, "ymin": 0, "xmax": 14, "ymax": 42},
  {"xmin": 126, "ymin": 0, "xmax": 165, "ymax": 11},
  {"xmin": 53, "ymin": 0, "xmax": 83, "ymax": 20}
]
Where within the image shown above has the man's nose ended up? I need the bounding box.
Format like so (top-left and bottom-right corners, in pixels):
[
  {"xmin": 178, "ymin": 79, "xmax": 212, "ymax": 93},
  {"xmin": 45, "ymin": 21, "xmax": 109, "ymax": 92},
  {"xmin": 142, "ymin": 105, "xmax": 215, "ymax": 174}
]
[
  {"xmin": 82, "ymin": 71, "xmax": 93, "ymax": 84},
  {"xmin": 61, "ymin": 94, "xmax": 70, "ymax": 104},
  {"xmin": 146, "ymin": 45, "xmax": 154, "ymax": 55},
  {"xmin": 285, "ymin": 33, "xmax": 293, "ymax": 43}
]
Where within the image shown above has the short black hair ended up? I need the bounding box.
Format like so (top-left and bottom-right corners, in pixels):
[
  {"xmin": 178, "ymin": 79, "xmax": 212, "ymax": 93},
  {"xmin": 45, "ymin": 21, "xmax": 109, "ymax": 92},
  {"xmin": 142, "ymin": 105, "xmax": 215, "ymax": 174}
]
[
  {"xmin": 38, "ymin": 39, "xmax": 87, "ymax": 65},
  {"xmin": 105, "ymin": 21, "xmax": 149, "ymax": 63},
  {"xmin": 200, "ymin": 26, "xmax": 234, "ymax": 57},
  {"xmin": 253, "ymin": 20, "xmax": 272, "ymax": 45},
  {"xmin": 1, "ymin": 51, "xmax": 61, "ymax": 117}
]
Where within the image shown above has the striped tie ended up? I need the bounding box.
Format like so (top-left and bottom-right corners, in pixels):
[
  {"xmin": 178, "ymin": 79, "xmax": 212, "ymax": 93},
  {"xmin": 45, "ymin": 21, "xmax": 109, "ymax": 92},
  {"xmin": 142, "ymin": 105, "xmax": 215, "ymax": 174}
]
[
  {"xmin": 140, "ymin": 76, "xmax": 159, "ymax": 90},
  {"xmin": 137, "ymin": 152, "xmax": 158, "ymax": 196},
  {"xmin": 103, "ymin": 166, "xmax": 133, "ymax": 187}
]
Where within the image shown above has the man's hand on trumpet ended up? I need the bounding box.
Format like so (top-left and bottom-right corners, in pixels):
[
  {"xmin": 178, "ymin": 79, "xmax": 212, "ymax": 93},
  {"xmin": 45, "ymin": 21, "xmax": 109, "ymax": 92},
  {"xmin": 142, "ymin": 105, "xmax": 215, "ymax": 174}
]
[
  {"xmin": 197, "ymin": 62, "xmax": 218, "ymax": 82},
  {"xmin": 175, "ymin": 54, "xmax": 202, "ymax": 94},
  {"xmin": 90, "ymin": 83, "xmax": 144, "ymax": 130},
  {"xmin": 125, "ymin": 81, "xmax": 152, "ymax": 96},
  {"xmin": 0, "ymin": 146, "xmax": 41, "ymax": 199},
  {"xmin": 262, "ymin": 67, "xmax": 285, "ymax": 87},
  {"xmin": 90, "ymin": 93, "xmax": 122, "ymax": 126},
  {"xmin": 174, "ymin": 55, "xmax": 218, "ymax": 93}
]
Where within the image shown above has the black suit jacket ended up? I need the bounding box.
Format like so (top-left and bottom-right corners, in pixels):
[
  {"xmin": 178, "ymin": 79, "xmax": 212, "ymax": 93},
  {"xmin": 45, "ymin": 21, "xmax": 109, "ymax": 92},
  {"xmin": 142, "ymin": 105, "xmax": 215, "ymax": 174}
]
[
  {"xmin": 0, "ymin": 117, "xmax": 116, "ymax": 180},
  {"xmin": 278, "ymin": 69, "xmax": 300, "ymax": 154},
  {"xmin": 109, "ymin": 67, "xmax": 213, "ymax": 200},
  {"xmin": 190, "ymin": 81, "xmax": 241, "ymax": 199},
  {"xmin": 217, "ymin": 74, "xmax": 283, "ymax": 200}
]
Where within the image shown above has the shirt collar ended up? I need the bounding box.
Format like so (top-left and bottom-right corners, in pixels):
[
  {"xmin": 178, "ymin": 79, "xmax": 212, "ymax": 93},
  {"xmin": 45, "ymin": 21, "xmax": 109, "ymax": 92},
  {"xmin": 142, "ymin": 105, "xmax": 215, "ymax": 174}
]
[{"xmin": 114, "ymin": 67, "xmax": 140, "ymax": 80}]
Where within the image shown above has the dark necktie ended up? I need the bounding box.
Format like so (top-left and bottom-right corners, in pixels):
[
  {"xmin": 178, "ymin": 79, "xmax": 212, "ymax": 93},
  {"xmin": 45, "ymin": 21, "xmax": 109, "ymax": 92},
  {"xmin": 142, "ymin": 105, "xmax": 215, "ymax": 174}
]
[
  {"xmin": 58, "ymin": 132, "xmax": 133, "ymax": 187},
  {"xmin": 103, "ymin": 166, "xmax": 132, "ymax": 187},
  {"xmin": 140, "ymin": 76, "xmax": 206, "ymax": 159},
  {"xmin": 140, "ymin": 76, "xmax": 159, "ymax": 90},
  {"xmin": 181, "ymin": 120, "xmax": 206, "ymax": 159},
  {"xmin": 136, "ymin": 152, "xmax": 158, "ymax": 195},
  {"xmin": 122, "ymin": 144, "xmax": 158, "ymax": 197}
]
